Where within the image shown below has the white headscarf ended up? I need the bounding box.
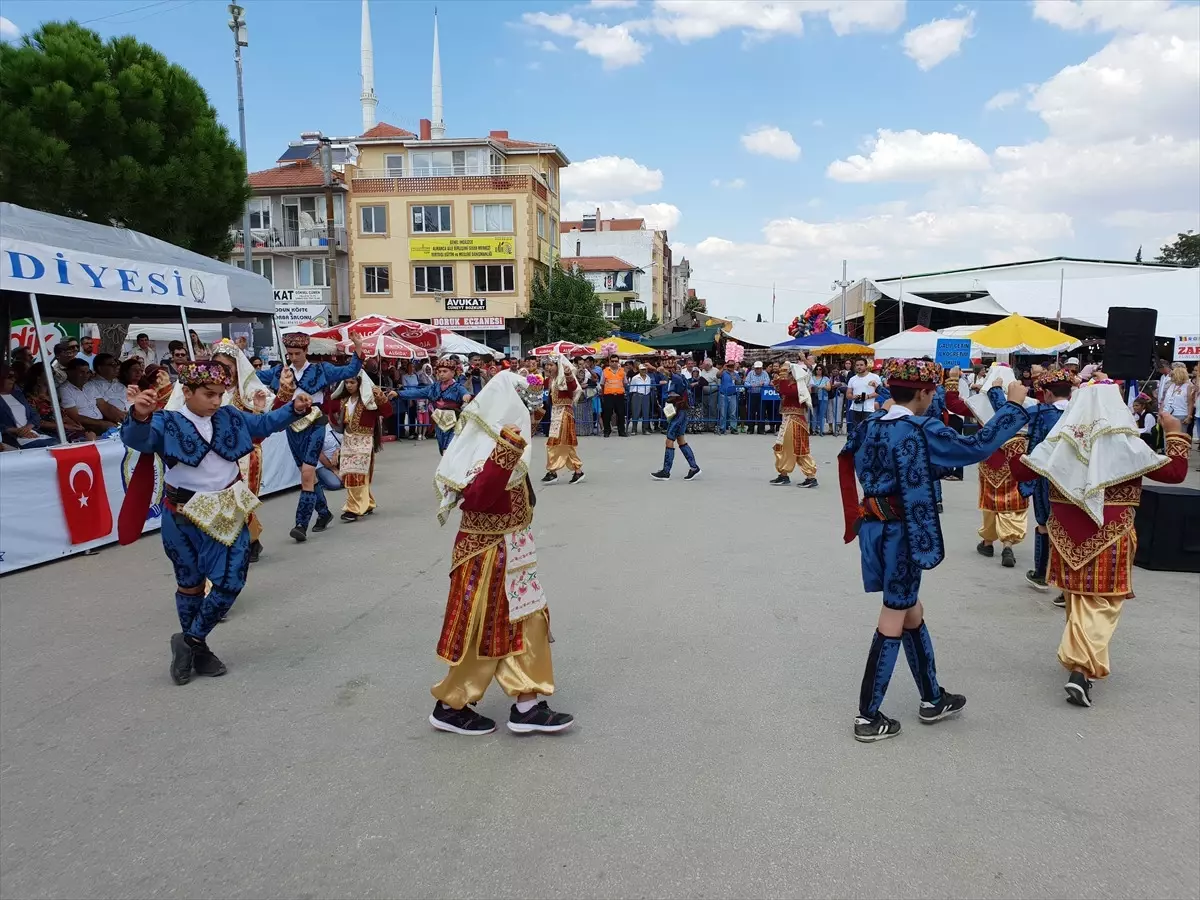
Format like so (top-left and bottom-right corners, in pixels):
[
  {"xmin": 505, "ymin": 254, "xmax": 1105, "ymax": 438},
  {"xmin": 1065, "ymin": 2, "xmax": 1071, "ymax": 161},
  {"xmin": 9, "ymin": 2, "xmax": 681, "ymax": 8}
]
[
  {"xmin": 331, "ymin": 370, "xmax": 378, "ymax": 410},
  {"xmin": 166, "ymin": 340, "xmax": 274, "ymax": 412},
  {"xmin": 433, "ymin": 370, "xmax": 532, "ymax": 526},
  {"xmin": 551, "ymin": 353, "xmax": 581, "ymax": 401},
  {"xmin": 1020, "ymin": 380, "xmax": 1168, "ymax": 525},
  {"xmin": 789, "ymin": 362, "xmax": 812, "ymax": 408}
]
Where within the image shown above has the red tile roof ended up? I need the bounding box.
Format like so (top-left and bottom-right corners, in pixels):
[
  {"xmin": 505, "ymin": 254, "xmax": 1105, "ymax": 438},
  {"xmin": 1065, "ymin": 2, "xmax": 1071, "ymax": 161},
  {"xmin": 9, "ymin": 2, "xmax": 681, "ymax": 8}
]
[
  {"xmin": 560, "ymin": 256, "xmax": 640, "ymax": 272},
  {"xmin": 359, "ymin": 122, "xmax": 416, "ymax": 140},
  {"xmin": 248, "ymin": 159, "xmax": 344, "ymax": 190},
  {"xmin": 559, "ymin": 218, "xmax": 647, "ymax": 233}
]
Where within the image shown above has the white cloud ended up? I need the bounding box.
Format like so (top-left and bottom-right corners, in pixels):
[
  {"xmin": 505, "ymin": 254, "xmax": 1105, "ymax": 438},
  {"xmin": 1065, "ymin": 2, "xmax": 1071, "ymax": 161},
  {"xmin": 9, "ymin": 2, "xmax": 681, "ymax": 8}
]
[
  {"xmin": 522, "ymin": 11, "xmax": 649, "ymax": 68},
  {"xmin": 561, "ymin": 156, "xmax": 663, "ymax": 197},
  {"xmin": 562, "ymin": 200, "xmax": 682, "ymax": 230},
  {"xmin": 0, "ymin": 16, "xmax": 20, "ymax": 41},
  {"xmin": 740, "ymin": 126, "xmax": 801, "ymax": 161},
  {"xmin": 984, "ymin": 89, "xmax": 1022, "ymax": 111},
  {"xmin": 812, "ymin": 119, "xmax": 825, "ymax": 127},
  {"xmin": 1101, "ymin": 209, "xmax": 1200, "ymax": 231},
  {"xmin": 712, "ymin": 178, "xmax": 747, "ymax": 189},
  {"xmin": 902, "ymin": 12, "xmax": 975, "ymax": 70},
  {"xmin": 827, "ymin": 129, "xmax": 990, "ymax": 183},
  {"xmin": 650, "ymin": 0, "xmax": 906, "ymax": 42},
  {"xmin": 1031, "ymin": 0, "xmax": 1191, "ymax": 35},
  {"xmin": 539, "ymin": 40, "xmax": 561, "ymax": 52},
  {"xmin": 590, "ymin": 0, "xmax": 639, "ymax": 7}
]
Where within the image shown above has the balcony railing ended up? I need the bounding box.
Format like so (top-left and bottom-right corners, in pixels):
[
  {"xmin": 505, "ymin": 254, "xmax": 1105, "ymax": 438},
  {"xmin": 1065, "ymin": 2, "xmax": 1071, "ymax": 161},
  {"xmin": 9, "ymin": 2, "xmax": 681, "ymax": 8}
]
[
  {"xmin": 352, "ymin": 164, "xmax": 549, "ymax": 199},
  {"xmin": 231, "ymin": 224, "xmax": 347, "ymax": 251}
]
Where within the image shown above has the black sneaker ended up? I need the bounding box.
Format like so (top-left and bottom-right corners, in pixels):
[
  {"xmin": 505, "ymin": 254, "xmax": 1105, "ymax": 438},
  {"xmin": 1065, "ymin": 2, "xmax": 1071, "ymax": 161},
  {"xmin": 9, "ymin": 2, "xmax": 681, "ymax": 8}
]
[
  {"xmin": 1001, "ymin": 547, "xmax": 1016, "ymax": 568},
  {"xmin": 169, "ymin": 633, "xmax": 194, "ymax": 686},
  {"xmin": 798, "ymin": 478, "xmax": 818, "ymax": 489},
  {"xmin": 769, "ymin": 474, "xmax": 791, "ymax": 486},
  {"xmin": 290, "ymin": 526, "xmax": 307, "ymax": 543},
  {"xmin": 651, "ymin": 469, "xmax": 670, "ymax": 480},
  {"xmin": 1065, "ymin": 672, "xmax": 1092, "ymax": 707},
  {"xmin": 684, "ymin": 468, "xmax": 702, "ymax": 481},
  {"xmin": 854, "ymin": 712, "xmax": 901, "ymax": 743},
  {"xmin": 190, "ymin": 640, "xmax": 227, "ymax": 677},
  {"xmin": 313, "ymin": 512, "xmax": 333, "ymax": 532},
  {"xmin": 919, "ymin": 690, "xmax": 966, "ymax": 724},
  {"xmin": 429, "ymin": 702, "xmax": 497, "ymax": 735},
  {"xmin": 340, "ymin": 511, "xmax": 359, "ymax": 523},
  {"xmin": 937, "ymin": 503, "xmax": 944, "ymax": 513},
  {"xmin": 541, "ymin": 472, "xmax": 558, "ymax": 484},
  {"xmin": 507, "ymin": 700, "xmax": 575, "ymax": 734},
  {"xmin": 1053, "ymin": 592, "xmax": 1067, "ymax": 608},
  {"xmin": 569, "ymin": 471, "xmax": 586, "ymax": 485},
  {"xmin": 1025, "ymin": 570, "xmax": 1049, "ymax": 592},
  {"xmin": 976, "ymin": 541, "xmax": 994, "ymax": 558},
  {"xmin": 248, "ymin": 540, "xmax": 263, "ymax": 564}
]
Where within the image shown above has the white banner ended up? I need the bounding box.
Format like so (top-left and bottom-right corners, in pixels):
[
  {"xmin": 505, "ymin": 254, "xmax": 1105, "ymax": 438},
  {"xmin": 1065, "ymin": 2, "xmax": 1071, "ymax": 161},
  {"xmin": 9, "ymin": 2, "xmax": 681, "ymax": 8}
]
[
  {"xmin": 0, "ymin": 432, "xmax": 299, "ymax": 574},
  {"xmin": 1174, "ymin": 334, "xmax": 1200, "ymax": 361},
  {"xmin": 1, "ymin": 238, "xmax": 232, "ymax": 311}
]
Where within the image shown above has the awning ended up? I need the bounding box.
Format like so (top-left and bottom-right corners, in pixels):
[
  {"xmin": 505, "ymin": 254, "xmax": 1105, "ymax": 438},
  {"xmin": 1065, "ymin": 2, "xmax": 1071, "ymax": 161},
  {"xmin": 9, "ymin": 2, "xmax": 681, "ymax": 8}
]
[
  {"xmin": 771, "ymin": 330, "xmax": 873, "ymax": 355},
  {"xmin": 640, "ymin": 325, "xmax": 724, "ymax": 351},
  {"xmin": 871, "ymin": 282, "xmax": 1010, "ymax": 316},
  {"xmin": 872, "ymin": 326, "xmax": 984, "ymax": 360},
  {"xmin": 967, "ymin": 313, "xmax": 1081, "ymax": 354}
]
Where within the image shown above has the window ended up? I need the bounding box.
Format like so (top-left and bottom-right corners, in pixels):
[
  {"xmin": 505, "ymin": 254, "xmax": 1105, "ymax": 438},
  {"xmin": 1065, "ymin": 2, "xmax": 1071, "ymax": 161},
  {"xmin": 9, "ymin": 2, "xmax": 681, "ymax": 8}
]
[
  {"xmin": 413, "ymin": 265, "xmax": 453, "ymax": 293},
  {"xmin": 363, "ymin": 265, "xmax": 390, "ymax": 295},
  {"xmin": 546, "ymin": 167, "xmax": 556, "ymax": 193},
  {"xmin": 234, "ymin": 257, "xmax": 273, "ymax": 284},
  {"xmin": 384, "ymin": 153, "xmax": 404, "ymax": 176},
  {"xmin": 297, "ymin": 258, "xmax": 329, "ymax": 288},
  {"xmin": 409, "ymin": 148, "xmax": 489, "ymax": 176},
  {"xmin": 474, "ymin": 263, "xmax": 515, "ymax": 293},
  {"xmin": 360, "ymin": 205, "xmax": 387, "ymax": 235},
  {"xmin": 247, "ymin": 197, "xmax": 270, "ymax": 229},
  {"xmin": 471, "ymin": 203, "xmax": 513, "ymax": 233},
  {"xmin": 537, "ymin": 210, "xmax": 546, "ymax": 239},
  {"xmin": 550, "ymin": 216, "xmax": 558, "ymax": 248},
  {"xmin": 411, "ymin": 204, "xmax": 451, "ymax": 233}
]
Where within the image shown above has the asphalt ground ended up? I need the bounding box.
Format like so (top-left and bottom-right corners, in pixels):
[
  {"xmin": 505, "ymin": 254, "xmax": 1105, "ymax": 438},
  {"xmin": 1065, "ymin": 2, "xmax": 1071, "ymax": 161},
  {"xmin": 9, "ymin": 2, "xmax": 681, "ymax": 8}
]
[{"xmin": 2, "ymin": 430, "xmax": 1198, "ymax": 899}]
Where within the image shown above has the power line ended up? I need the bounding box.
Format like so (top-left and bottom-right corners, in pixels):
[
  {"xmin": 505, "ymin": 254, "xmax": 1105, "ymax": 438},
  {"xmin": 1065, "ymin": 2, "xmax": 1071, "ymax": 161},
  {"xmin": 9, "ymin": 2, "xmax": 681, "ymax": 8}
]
[
  {"xmin": 78, "ymin": 0, "xmax": 178, "ymax": 25},
  {"xmin": 688, "ymin": 277, "xmax": 832, "ymax": 297}
]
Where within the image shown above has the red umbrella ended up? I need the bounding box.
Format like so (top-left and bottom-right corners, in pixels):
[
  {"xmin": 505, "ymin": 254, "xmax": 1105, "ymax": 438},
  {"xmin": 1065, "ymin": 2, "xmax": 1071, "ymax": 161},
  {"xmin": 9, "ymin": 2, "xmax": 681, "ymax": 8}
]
[
  {"xmin": 308, "ymin": 314, "xmax": 405, "ymax": 340},
  {"xmin": 386, "ymin": 319, "xmax": 442, "ymax": 351},
  {"xmin": 337, "ymin": 333, "xmax": 429, "ymax": 359},
  {"xmin": 532, "ymin": 340, "xmax": 596, "ymax": 357}
]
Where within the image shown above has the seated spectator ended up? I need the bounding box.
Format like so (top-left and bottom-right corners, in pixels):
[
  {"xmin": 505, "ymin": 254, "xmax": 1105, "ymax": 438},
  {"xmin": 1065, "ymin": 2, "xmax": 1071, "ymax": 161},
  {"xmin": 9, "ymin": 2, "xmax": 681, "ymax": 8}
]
[
  {"xmin": 9, "ymin": 346, "xmax": 33, "ymax": 383},
  {"xmin": 122, "ymin": 332, "xmax": 160, "ymax": 364},
  {"xmin": 85, "ymin": 353, "xmax": 128, "ymax": 425},
  {"xmin": 317, "ymin": 426, "xmax": 344, "ymax": 491},
  {"xmin": 22, "ymin": 363, "xmax": 95, "ymax": 443},
  {"xmin": 51, "ymin": 336, "xmax": 81, "ymax": 385},
  {"xmin": 76, "ymin": 336, "xmax": 98, "ymax": 369},
  {"xmin": 119, "ymin": 357, "xmax": 144, "ymax": 391},
  {"xmin": 1, "ymin": 363, "xmax": 58, "ymax": 449},
  {"xmin": 165, "ymin": 341, "xmax": 189, "ymax": 380},
  {"xmin": 59, "ymin": 358, "xmax": 114, "ymax": 434}
]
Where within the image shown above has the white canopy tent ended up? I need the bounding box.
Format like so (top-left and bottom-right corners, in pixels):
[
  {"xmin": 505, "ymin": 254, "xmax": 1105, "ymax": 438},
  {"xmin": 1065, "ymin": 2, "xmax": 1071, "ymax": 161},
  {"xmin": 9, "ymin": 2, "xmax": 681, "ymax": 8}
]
[
  {"xmin": 871, "ymin": 326, "xmax": 984, "ymax": 360},
  {"xmin": 724, "ymin": 321, "xmax": 795, "ymax": 348},
  {"xmin": 437, "ymin": 331, "xmax": 494, "ymax": 356}
]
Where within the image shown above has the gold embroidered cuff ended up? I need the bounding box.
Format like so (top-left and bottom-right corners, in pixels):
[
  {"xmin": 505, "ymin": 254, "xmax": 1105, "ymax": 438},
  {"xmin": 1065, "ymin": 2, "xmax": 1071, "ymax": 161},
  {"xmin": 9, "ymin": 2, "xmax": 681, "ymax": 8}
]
[{"xmin": 1165, "ymin": 433, "xmax": 1191, "ymax": 458}]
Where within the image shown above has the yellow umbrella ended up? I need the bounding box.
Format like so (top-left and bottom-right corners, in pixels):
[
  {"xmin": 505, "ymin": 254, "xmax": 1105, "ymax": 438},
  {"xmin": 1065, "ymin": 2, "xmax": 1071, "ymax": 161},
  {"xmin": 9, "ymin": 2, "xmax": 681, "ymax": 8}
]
[
  {"xmin": 968, "ymin": 313, "xmax": 1081, "ymax": 354},
  {"xmin": 599, "ymin": 336, "xmax": 658, "ymax": 356}
]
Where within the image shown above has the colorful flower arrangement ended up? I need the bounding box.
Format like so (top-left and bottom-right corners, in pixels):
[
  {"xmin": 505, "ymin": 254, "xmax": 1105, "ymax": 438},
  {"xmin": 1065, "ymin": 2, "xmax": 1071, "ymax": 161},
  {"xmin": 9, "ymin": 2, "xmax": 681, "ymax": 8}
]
[
  {"xmin": 881, "ymin": 357, "xmax": 944, "ymax": 388},
  {"xmin": 525, "ymin": 373, "xmax": 544, "ymax": 390}
]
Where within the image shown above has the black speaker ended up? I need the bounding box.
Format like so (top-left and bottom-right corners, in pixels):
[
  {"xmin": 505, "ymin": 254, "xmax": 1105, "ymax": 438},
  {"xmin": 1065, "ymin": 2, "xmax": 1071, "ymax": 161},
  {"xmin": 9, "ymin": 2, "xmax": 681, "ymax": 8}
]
[
  {"xmin": 1134, "ymin": 483, "xmax": 1200, "ymax": 573},
  {"xmin": 1105, "ymin": 307, "xmax": 1158, "ymax": 382}
]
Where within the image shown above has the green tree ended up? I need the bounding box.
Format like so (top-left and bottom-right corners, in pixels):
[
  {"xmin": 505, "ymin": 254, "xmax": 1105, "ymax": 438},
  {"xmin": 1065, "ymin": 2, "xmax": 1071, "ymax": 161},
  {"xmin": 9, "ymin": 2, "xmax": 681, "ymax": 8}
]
[
  {"xmin": 684, "ymin": 294, "xmax": 705, "ymax": 314},
  {"xmin": 1135, "ymin": 245, "xmax": 1143, "ymax": 263},
  {"xmin": 527, "ymin": 267, "xmax": 610, "ymax": 345},
  {"xmin": 1155, "ymin": 231, "xmax": 1200, "ymax": 267},
  {"xmin": 616, "ymin": 306, "xmax": 660, "ymax": 335}
]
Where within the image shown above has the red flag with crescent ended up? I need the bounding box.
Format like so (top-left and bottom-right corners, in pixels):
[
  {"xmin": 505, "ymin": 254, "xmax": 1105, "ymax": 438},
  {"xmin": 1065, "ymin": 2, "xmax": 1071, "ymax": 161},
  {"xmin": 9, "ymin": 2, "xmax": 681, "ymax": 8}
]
[{"xmin": 50, "ymin": 444, "xmax": 114, "ymax": 545}]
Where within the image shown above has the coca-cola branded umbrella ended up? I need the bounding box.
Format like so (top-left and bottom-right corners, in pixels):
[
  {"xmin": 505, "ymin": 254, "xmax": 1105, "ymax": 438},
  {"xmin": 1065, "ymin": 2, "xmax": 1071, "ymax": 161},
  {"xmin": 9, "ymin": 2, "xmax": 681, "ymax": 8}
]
[
  {"xmin": 336, "ymin": 333, "xmax": 430, "ymax": 359},
  {"xmin": 531, "ymin": 340, "xmax": 596, "ymax": 357}
]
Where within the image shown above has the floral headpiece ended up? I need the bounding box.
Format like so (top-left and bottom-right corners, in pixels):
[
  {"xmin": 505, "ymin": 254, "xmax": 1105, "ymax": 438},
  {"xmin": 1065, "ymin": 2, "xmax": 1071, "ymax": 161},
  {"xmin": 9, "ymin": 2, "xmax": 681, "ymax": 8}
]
[
  {"xmin": 210, "ymin": 338, "xmax": 239, "ymax": 360},
  {"xmin": 525, "ymin": 373, "xmax": 544, "ymax": 390},
  {"xmin": 282, "ymin": 332, "xmax": 311, "ymax": 350},
  {"xmin": 882, "ymin": 357, "xmax": 943, "ymax": 389},
  {"xmin": 435, "ymin": 355, "xmax": 457, "ymax": 370},
  {"xmin": 1033, "ymin": 367, "xmax": 1072, "ymax": 390},
  {"xmin": 177, "ymin": 360, "xmax": 233, "ymax": 389}
]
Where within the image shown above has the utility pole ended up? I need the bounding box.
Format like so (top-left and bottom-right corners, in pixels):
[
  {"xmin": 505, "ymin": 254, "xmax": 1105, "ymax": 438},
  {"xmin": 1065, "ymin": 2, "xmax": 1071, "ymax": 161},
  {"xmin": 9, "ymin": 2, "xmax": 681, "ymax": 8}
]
[
  {"xmin": 832, "ymin": 259, "xmax": 851, "ymax": 336},
  {"xmin": 319, "ymin": 136, "xmax": 341, "ymax": 322},
  {"xmin": 229, "ymin": 4, "xmax": 251, "ymax": 272}
]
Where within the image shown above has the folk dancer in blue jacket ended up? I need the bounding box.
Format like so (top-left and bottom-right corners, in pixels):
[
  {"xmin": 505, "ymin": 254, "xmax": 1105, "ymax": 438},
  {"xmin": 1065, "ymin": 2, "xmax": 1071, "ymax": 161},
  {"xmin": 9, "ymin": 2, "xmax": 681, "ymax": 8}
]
[
  {"xmin": 839, "ymin": 358, "xmax": 1031, "ymax": 742},
  {"xmin": 1020, "ymin": 367, "xmax": 1074, "ymax": 602},
  {"xmin": 258, "ymin": 331, "xmax": 364, "ymax": 542},
  {"xmin": 120, "ymin": 361, "xmax": 312, "ymax": 685},
  {"xmin": 396, "ymin": 356, "xmax": 473, "ymax": 455},
  {"xmin": 651, "ymin": 356, "xmax": 702, "ymax": 481}
]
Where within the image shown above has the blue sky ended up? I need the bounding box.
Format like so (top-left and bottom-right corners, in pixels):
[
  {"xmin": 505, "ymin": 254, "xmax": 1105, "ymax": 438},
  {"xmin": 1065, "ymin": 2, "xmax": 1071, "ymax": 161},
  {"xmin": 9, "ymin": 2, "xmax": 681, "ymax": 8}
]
[{"xmin": 2, "ymin": 0, "xmax": 1198, "ymax": 321}]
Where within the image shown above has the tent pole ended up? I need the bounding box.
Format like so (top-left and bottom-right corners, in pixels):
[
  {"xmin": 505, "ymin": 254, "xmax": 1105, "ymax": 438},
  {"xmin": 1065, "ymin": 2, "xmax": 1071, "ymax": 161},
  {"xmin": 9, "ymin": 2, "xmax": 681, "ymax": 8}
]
[
  {"xmin": 273, "ymin": 317, "xmax": 286, "ymax": 361},
  {"xmin": 29, "ymin": 293, "xmax": 68, "ymax": 445},
  {"xmin": 180, "ymin": 308, "xmax": 195, "ymax": 360}
]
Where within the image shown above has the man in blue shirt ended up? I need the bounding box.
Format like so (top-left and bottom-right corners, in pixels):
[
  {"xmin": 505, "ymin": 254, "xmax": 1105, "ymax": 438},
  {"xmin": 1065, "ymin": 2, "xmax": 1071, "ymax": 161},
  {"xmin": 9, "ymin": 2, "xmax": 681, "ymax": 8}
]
[
  {"xmin": 744, "ymin": 361, "xmax": 771, "ymax": 434},
  {"xmin": 651, "ymin": 357, "xmax": 701, "ymax": 481},
  {"xmin": 717, "ymin": 360, "xmax": 741, "ymax": 435}
]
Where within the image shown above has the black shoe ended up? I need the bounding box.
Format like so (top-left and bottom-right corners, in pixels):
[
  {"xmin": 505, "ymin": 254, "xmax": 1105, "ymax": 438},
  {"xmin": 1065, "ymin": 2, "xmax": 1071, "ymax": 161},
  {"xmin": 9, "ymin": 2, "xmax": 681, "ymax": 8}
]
[
  {"xmin": 429, "ymin": 702, "xmax": 497, "ymax": 735},
  {"xmin": 919, "ymin": 690, "xmax": 966, "ymax": 724},
  {"xmin": 169, "ymin": 633, "xmax": 193, "ymax": 686},
  {"xmin": 651, "ymin": 469, "xmax": 670, "ymax": 481},
  {"xmin": 569, "ymin": 471, "xmax": 585, "ymax": 485},
  {"xmin": 976, "ymin": 541, "xmax": 994, "ymax": 557},
  {"xmin": 854, "ymin": 712, "xmax": 901, "ymax": 743},
  {"xmin": 798, "ymin": 477, "xmax": 818, "ymax": 489},
  {"xmin": 313, "ymin": 512, "xmax": 333, "ymax": 532},
  {"xmin": 364, "ymin": 507, "xmax": 375, "ymax": 516},
  {"xmin": 340, "ymin": 511, "xmax": 359, "ymax": 522},
  {"xmin": 190, "ymin": 639, "xmax": 227, "ymax": 678},
  {"xmin": 248, "ymin": 540, "xmax": 262, "ymax": 564},
  {"xmin": 684, "ymin": 468, "xmax": 701, "ymax": 481},
  {"xmin": 1065, "ymin": 672, "xmax": 1093, "ymax": 707},
  {"xmin": 1001, "ymin": 547, "xmax": 1016, "ymax": 568},
  {"xmin": 936, "ymin": 503, "xmax": 944, "ymax": 513},
  {"xmin": 541, "ymin": 472, "xmax": 558, "ymax": 484},
  {"xmin": 290, "ymin": 526, "xmax": 307, "ymax": 543},
  {"xmin": 507, "ymin": 700, "xmax": 575, "ymax": 734},
  {"xmin": 1053, "ymin": 592, "xmax": 1067, "ymax": 608},
  {"xmin": 769, "ymin": 474, "xmax": 791, "ymax": 486},
  {"xmin": 1025, "ymin": 570, "xmax": 1048, "ymax": 592}
]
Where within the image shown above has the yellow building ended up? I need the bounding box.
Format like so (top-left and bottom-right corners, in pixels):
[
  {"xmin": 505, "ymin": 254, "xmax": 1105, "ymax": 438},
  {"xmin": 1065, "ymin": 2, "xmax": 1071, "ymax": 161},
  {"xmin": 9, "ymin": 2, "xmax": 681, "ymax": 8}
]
[{"xmin": 346, "ymin": 121, "xmax": 569, "ymax": 353}]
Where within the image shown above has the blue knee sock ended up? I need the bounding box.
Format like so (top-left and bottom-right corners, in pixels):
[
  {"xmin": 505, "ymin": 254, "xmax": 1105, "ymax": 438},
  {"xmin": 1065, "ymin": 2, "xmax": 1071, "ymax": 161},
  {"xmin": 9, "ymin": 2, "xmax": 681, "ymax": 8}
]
[
  {"xmin": 296, "ymin": 489, "xmax": 316, "ymax": 529},
  {"xmin": 1034, "ymin": 530, "xmax": 1049, "ymax": 577},
  {"xmin": 175, "ymin": 590, "xmax": 202, "ymax": 633},
  {"xmin": 680, "ymin": 443, "xmax": 698, "ymax": 470},
  {"xmin": 186, "ymin": 586, "xmax": 237, "ymax": 641},
  {"xmin": 859, "ymin": 630, "xmax": 901, "ymax": 718},
  {"xmin": 934, "ymin": 479, "xmax": 943, "ymax": 503},
  {"xmin": 663, "ymin": 446, "xmax": 676, "ymax": 473},
  {"xmin": 313, "ymin": 482, "xmax": 330, "ymax": 517},
  {"xmin": 901, "ymin": 621, "xmax": 942, "ymax": 704}
]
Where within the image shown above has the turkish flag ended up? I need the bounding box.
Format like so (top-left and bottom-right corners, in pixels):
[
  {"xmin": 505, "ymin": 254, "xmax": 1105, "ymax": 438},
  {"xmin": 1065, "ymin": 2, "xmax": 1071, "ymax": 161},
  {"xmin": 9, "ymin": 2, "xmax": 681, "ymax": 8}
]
[{"xmin": 50, "ymin": 444, "xmax": 114, "ymax": 545}]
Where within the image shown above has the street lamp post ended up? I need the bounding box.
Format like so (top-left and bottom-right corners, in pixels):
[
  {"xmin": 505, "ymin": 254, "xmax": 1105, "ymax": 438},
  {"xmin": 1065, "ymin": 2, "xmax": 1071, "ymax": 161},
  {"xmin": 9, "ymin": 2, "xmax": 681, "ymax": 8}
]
[
  {"xmin": 832, "ymin": 259, "xmax": 852, "ymax": 336},
  {"xmin": 229, "ymin": 4, "xmax": 252, "ymax": 272}
]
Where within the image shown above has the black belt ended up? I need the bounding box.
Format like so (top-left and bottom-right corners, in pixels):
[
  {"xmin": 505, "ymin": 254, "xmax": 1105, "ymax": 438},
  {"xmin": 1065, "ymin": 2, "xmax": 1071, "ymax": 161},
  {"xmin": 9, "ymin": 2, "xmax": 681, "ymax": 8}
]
[
  {"xmin": 164, "ymin": 485, "xmax": 196, "ymax": 507},
  {"xmin": 861, "ymin": 495, "xmax": 904, "ymax": 522}
]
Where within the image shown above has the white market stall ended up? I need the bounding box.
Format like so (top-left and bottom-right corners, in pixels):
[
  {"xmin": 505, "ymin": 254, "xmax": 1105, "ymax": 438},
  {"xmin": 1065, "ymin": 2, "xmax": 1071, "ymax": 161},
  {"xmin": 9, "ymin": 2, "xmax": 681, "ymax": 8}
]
[
  {"xmin": 0, "ymin": 203, "xmax": 296, "ymax": 574},
  {"xmin": 871, "ymin": 325, "xmax": 985, "ymax": 360}
]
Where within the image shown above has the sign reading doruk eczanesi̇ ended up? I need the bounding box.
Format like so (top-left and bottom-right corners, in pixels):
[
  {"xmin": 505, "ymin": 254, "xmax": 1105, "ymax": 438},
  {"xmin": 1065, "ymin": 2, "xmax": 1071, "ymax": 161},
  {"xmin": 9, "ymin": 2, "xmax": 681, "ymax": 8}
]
[
  {"xmin": 431, "ymin": 316, "xmax": 505, "ymax": 331},
  {"xmin": 444, "ymin": 296, "xmax": 487, "ymax": 311},
  {"xmin": 1, "ymin": 238, "xmax": 232, "ymax": 311}
]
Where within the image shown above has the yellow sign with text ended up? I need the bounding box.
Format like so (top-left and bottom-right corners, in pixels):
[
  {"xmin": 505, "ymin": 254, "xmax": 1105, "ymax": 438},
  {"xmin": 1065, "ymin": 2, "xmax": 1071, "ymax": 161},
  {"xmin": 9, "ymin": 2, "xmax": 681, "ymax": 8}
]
[{"xmin": 409, "ymin": 237, "xmax": 515, "ymax": 260}]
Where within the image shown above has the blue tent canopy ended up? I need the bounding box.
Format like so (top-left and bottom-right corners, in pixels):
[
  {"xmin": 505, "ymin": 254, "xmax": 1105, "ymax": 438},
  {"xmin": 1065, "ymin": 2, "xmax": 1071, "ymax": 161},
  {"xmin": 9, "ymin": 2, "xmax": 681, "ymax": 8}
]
[{"xmin": 770, "ymin": 330, "xmax": 873, "ymax": 354}]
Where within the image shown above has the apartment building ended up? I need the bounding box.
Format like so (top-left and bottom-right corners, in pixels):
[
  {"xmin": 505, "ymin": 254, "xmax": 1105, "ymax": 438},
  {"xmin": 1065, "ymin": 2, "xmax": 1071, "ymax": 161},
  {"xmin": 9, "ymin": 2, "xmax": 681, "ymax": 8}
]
[
  {"xmin": 559, "ymin": 211, "xmax": 674, "ymax": 323},
  {"xmin": 560, "ymin": 256, "xmax": 645, "ymax": 321}
]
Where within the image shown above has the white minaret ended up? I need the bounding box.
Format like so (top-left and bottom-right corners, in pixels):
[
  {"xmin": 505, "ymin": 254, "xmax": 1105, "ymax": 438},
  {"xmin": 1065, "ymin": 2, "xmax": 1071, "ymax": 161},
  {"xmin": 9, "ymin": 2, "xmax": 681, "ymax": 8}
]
[
  {"xmin": 431, "ymin": 9, "xmax": 446, "ymax": 139},
  {"xmin": 360, "ymin": 0, "xmax": 378, "ymax": 133}
]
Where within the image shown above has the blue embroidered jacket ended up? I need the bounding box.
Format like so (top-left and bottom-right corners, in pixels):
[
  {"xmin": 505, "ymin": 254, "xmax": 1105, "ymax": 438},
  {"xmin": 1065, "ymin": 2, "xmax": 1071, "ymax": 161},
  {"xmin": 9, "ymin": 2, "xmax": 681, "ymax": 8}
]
[
  {"xmin": 397, "ymin": 380, "xmax": 471, "ymax": 409},
  {"xmin": 840, "ymin": 402, "xmax": 1030, "ymax": 570},
  {"xmin": 1017, "ymin": 401, "xmax": 1065, "ymax": 511},
  {"xmin": 258, "ymin": 356, "xmax": 363, "ymax": 397},
  {"xmin": 121, "ymin": 403, "xmax": 300, "ymax": 470}
]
